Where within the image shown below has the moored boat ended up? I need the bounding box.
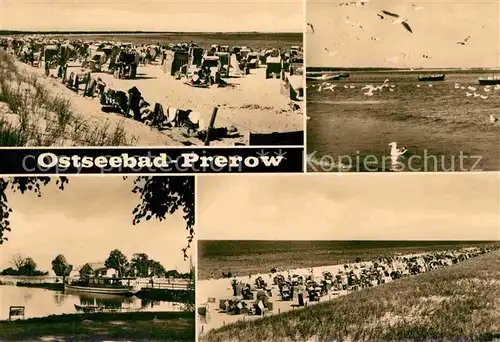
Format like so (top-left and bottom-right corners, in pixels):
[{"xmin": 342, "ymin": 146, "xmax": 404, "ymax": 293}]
[
  {"xmin": 417, "ymin": 74, "xmax": 445, "ymax": 81},
  {"xmin": 478, "ymin": 76, "xmax": 500, "ymax": 85},
  {"xmin": 65, "ymin": 276, "xmax": 140, "ymax": 296}
]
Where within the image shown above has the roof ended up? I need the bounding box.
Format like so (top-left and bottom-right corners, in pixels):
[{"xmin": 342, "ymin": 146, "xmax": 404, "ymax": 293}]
[{"xmin": 81, "ymin": 262, "xmax": 107, "ymax": 271}]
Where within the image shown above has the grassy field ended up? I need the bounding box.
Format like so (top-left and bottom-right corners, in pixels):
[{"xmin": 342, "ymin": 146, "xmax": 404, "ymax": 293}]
[
  {"xmin": 201, "ymin": 249, "xmax": 500, "ymax": 342},
  {"xmin": 198, "ymin": 240, "xmax": 498, "ymax": 280},
  {"xmin": 0, "ymin": 311, "xmax": 195, "ymax": 341},
  {"xmin": 0, "ymin": 50, "xmax": 135, "ymax": 146}
]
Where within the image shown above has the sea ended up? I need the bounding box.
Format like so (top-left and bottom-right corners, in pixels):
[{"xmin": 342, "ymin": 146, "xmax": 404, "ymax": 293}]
[
  {"xmin": 49, "ymin": 32, "xmax": 303, "ymax": 51},
  {"xmin": 307, "ymin": 70, "xmax": 500, "ymax": 172},
  {"xmin": 197, "ymin": 240, "xmax": 499, "ymax": 280}
]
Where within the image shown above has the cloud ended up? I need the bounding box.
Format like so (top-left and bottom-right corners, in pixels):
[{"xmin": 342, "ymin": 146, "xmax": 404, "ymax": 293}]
[{"xmin": 198, "ymin": 173, "xmax": 500, "ymax": 240}]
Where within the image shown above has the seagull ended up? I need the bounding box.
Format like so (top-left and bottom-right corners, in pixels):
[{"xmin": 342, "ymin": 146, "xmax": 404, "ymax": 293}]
[
  {"xmin": 412, "ymin": 4, "xmax": 424, "ymax": 11},
  {"xmin": 377, "ymin": 13, "xmax": 385, "ymax": 19},
  {"xmin": 465, "ymin": 92, "xmax": 473, "ymax": 97},
  {"xmin": 307, "ymin": 23, "xmax": 315, "ymax": 34},
  {"xmin": 381, "ymin": 10, "xmax": 414, "ymax": 33},
  {"xmin": 467, "ymin": 86, "xmax": 477, "ymax": 91},
  {"xmin": 457, "ymin": 36, "xmax": 471, "ymax": 45},
  {"xmin": 490, "ymin": 114, "xmax": 499, "ymax": 123},
  {"xmin": 325, "ymin": 47, "xmax": 338, "ymax": 56},
  {"xmin": 371, "ymin": 36, "xmax": 383, "ymax": 41},
  {"xmin": 480, "ymin": 95, "xmax": 488, "ymax": 100},
  {"xmin": 389, "ymin": 142, "xmax": 408, "ymax": 158}
]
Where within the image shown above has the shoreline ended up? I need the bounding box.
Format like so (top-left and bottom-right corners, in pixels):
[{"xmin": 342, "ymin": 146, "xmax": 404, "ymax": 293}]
[{"xmin": 198, "ymin": 246, "xmax": 498, "ymax": 334}]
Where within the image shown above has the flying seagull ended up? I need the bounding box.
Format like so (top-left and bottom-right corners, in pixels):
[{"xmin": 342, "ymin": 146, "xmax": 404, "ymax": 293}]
[
  {"xmin": 307, "ymin": 22, "xmax": 315, "ymax": 33},
  {"xmin": 377, "ymin": 13, "xmax": 385, "ymax": 19},
  {"xmin": 457, "ymin": 36, "xmax": 471, "ymax": 45},
  {"xmin": 381, "ymin": 10, "xmax": 413, "ymax": 33},
  {"xmin": 412, "ymin": 4, "xmax": 424, "ymax": 11},
  {"xmin": 325, "ymin": 47, "xmax": 338, "ymax": 56},
  {"xmin": 381, "ymin": 10, "xmax": 400, "ymax": 18}
]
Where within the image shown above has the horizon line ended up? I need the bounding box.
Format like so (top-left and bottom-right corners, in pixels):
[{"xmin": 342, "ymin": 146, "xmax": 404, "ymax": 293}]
[{"xmin": 0, "ymin": 30, "xmax": 303, "ymax": 35}]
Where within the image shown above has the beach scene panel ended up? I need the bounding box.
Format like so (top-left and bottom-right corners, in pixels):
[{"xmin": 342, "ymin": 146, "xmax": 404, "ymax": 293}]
[
  {"xmin": 196, "ymin": 174, "xmax": 500, "ymax": 341},
  {"xmin": 306, "ymin": 0, "xmax": 500, "ymax": 171},
  {"xmin": 0, "ymin": 0, "xmax": 304, "ymax": 147}
]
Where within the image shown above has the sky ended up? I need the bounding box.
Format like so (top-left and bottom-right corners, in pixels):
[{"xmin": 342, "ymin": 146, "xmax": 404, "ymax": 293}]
[
  {"xmin": 307, "ymin": 0, "xmax": 500, "ymax": 68},
  {"xmin": 0, "ymin": 177, "xmax": 192, "ymax": 274},
  {"xmin": 198, "ymin": 173, "xmax": 500, "ymax": 241},
  {"xmin": 0, "ymin": 0, "xmax": 303, "ymax": 33}
]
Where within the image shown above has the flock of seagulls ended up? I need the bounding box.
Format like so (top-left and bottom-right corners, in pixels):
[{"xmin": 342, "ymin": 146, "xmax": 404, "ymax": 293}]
[
  {"xmin": 307, "ymin": 1, "xmax": 480, "ymax": 66},
  {"xmin": 309, "ymin": 78, "xmax": 500, "ymax": 126}
]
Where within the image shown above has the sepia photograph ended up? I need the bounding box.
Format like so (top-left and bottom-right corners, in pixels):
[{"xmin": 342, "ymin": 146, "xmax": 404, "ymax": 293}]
[
  {"xmin": 0, "ymin": 176, "xmax": 195, "ymax": 341},
  {"xmin": 0, "ymin": 0, "xmax": 304, "ymax": 147},
  {"xmin": 196, "ymin": 174, "xmax": 500, "ymax": 342},
  {"xmin": 306, "ymin": 0, "xmax": 500, "ymax": 172}
]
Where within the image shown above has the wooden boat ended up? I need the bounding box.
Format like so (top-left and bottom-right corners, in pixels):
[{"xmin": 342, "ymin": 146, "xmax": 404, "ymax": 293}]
[
  {"xmin": 478, "ymin": 77, "xmax": 500, "ymax": 85},
  {"xmin": 417, "ymin": 74, "xmax": 445, "ymax": 81},
  {"xmin": 65, "ymin": 277, "xmax": 140, "ymax": 296}
]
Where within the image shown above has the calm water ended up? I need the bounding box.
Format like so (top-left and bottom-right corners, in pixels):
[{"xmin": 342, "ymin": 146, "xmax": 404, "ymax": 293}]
[
  {"xmin": 307, "ymin": 71, "xmax": 500, "ymax": 172},
  {"xmin": 0, "ymin": 285, "xmax": 187, "ymax": 321}
]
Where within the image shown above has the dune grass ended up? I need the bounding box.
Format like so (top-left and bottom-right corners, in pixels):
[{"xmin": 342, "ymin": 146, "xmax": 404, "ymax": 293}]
[
  {"xmin": 0, "ymin": 50, "xmax": 137, "ymax": 146},
  {"xmin": 201, "ymin": 250, "xmax": 500, "ymax": 342}
]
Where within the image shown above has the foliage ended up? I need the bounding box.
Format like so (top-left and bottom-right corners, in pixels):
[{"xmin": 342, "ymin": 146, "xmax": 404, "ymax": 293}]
[
  {"xmin": 130, "ymin": 253, "xmax": 151, "ymax": 277},
  {"xmin": 0, "ymin": 176, "xmax": 195, "ymax": 257},
  {"xmin": 131, "ymin": 176, "xmax": 195, "ymax": 259},
  {"xmin": 105, "ymin": 249, "xmax": 129, "ymax": 277},
  {"xmin": 51, "ymin": 254, "xmax": 73, "ymax": 280}
]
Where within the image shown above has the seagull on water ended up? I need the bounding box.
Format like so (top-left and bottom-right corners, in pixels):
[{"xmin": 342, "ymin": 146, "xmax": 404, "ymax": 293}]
[
  {"xmin": 490, "ymin": 114, "xmax": 499, "ymax": 123},
  {"xmin": 389, "ymin": 142, "xmax": 408, "ymax": 158}
]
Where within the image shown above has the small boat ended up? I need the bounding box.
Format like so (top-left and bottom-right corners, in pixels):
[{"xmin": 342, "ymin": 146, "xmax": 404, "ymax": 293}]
[
  {"xmin": 478, "ymin": 76, "xmax": 500, "ymax": 85},
  {"xmin": 417, "ymin": 74, "xmax": 445, "ymax": 81}
]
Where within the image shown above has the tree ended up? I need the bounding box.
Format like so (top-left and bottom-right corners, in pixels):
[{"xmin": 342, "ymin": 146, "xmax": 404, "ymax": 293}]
[
  {"xmin": 105, "ymin": 249, "xmax": 128, "ymax": 277},
  {"xmin": 51, "ymin": 254, "xmax": 73, "ymax": 284},
  {"xmin": 130, "ymin": 253, "xmax": 150, "ymax": 277},
  {"xmin": 149, "ymin": 260, "xmax": 166, "ymax": 277},
  {"xmin": 10, "ymin": 253, "xmax": 26, "ymax": 271},
  {"xmin": 18, "ymin": 257, "xmax": 36, "ymax": 276},
  {"xmin": 0, "ymin": 177, "xmax": 194, "ymax": 258}
]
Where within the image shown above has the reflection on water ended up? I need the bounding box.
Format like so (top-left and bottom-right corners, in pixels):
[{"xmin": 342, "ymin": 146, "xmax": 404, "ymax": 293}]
[{"xmin": 0, "ymin": 285, "xmax": 186, "ymax": 320}]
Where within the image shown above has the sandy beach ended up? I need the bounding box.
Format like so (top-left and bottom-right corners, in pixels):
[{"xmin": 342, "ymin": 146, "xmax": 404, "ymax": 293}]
[
  {"xmin": 197, "ymin": 260, "xmax": 374, "ymax": 334},
  {"xmin": 5, "ymin": 58, "xmax": 303, "ymax": 146}
]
